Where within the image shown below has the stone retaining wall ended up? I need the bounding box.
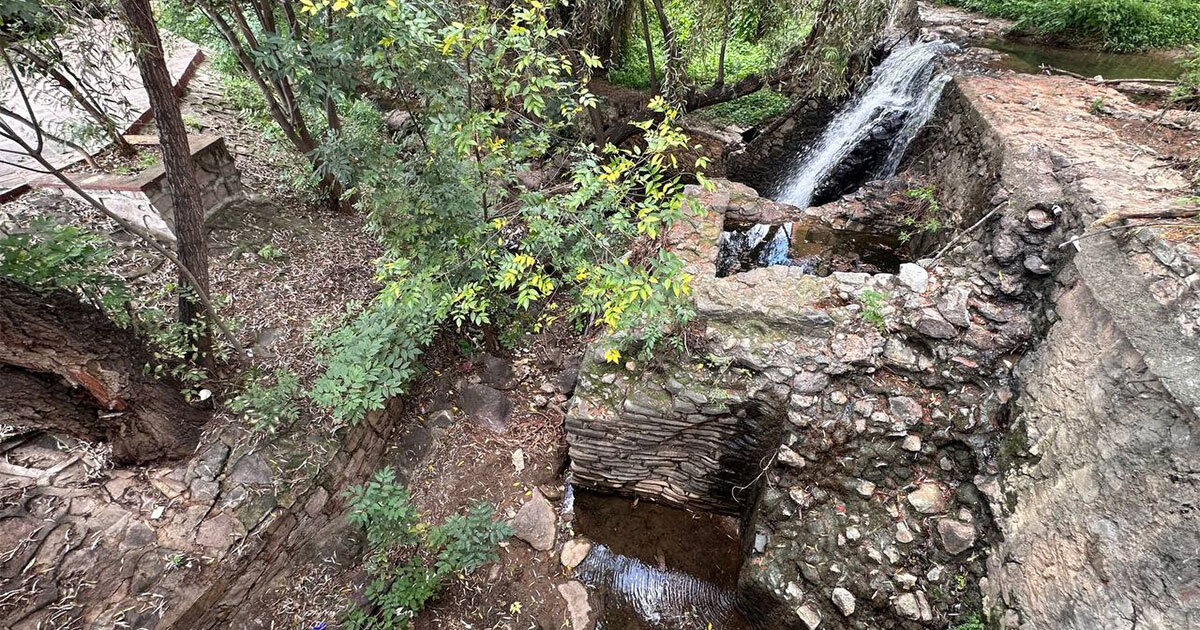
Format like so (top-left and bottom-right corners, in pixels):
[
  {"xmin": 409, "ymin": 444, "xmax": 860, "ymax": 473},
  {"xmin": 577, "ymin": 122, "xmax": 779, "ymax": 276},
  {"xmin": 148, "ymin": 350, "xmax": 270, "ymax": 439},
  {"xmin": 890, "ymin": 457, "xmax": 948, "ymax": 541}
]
[
  {"xmin": 37, "ymin": 135, "xmax": 244, "ymax": 242},
  {"xmin": 565, "ymin": 74, "xmax": 1199, "ymax": 629}
]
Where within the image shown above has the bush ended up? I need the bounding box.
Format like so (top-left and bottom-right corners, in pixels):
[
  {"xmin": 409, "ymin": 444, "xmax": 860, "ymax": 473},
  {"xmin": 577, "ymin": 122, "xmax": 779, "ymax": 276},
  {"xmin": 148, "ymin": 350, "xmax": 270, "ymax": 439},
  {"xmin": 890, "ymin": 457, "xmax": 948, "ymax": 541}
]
[
  {"xmin": 0, "ymin": 218, "xmax": 131, "ymax": 323},
  {"xmin": 1172, "ymin": 45, "xmax": 1200, "ymax": 108},
  {"xmin": 705, "ymin": 88, "xmax": 792, "ymax": 127},
  {"xmin": 342, "ymin": 468, "xmax": 511, "ymax": 629},
  {"xmin": 946, "ymin": 0, "xmax": 1200, "ymax": 51},
  {"xmin": 229, "ymin": 369, "xmax": 302, "ymax": 434}
]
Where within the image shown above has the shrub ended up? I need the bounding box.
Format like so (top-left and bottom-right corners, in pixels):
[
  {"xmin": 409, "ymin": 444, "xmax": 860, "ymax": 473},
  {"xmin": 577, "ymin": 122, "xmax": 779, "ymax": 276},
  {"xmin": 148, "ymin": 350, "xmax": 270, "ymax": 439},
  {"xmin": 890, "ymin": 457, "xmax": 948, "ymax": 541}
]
[
  {"xmin": 1172, "ymin": 45, "xmax": 1200, "ymax": 108},
  {"xmin": 229, "ymin": 369, "xmax": 302, "ymax": 434},
  {"xmin": 342, "ymin": 468, "xmax": 511, "ymax": 629},
  {"xmin": 946, "ymin": 0, "xmax": 1200, "ymax": 51},
  {"xmin": 857, "ymin": 289, "xmax": 889, "ymax": 331},
  {"xmin": 0, "ymin": 217, "xmax": 131, "ymax": 323}
]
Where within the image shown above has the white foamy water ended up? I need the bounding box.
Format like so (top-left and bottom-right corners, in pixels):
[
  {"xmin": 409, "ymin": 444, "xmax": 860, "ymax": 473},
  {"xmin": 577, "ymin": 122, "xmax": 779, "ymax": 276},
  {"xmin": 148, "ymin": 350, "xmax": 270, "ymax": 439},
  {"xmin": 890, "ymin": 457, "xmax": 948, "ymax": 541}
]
[{"xmin": 735, "ymin": 39, "xmax": 956, "ymax": 265}]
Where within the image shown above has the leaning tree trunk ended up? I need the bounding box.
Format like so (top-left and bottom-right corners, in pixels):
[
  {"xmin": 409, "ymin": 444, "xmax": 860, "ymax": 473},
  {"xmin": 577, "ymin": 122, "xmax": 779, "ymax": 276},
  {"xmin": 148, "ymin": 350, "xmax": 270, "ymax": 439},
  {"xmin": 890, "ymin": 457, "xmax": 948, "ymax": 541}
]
[
  {"xmin": 0, "ymin": 278, "xmax": 209, "ymax": 464},
  {"xmin": 119, "ymin": 0, "xmax": 213, "ymax": 360}
]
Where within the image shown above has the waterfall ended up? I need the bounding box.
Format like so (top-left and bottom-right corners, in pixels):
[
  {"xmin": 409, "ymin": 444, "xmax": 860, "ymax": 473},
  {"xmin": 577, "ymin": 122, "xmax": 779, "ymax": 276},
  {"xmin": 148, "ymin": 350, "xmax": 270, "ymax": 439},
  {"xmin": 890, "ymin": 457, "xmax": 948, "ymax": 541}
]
[
  {"xmin": 772, "ymin": 39, "xmax": 957, "ymax": 209},
  {"xmin": 732, "ymin": 39, "xmax": 956, "ymax": 268}
]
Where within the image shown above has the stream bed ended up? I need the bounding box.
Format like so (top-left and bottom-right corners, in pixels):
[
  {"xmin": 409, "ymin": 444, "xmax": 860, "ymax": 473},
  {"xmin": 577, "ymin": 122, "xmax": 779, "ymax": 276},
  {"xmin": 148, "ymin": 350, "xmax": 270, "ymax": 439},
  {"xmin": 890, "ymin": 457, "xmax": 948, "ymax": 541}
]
[
  {"xmin": 570, "ymin": 490, "xmax": 749, "ymax": 629},
  {"xmin": 983, "ymin": 39, "xmax": 1183, "ymax": 80}
]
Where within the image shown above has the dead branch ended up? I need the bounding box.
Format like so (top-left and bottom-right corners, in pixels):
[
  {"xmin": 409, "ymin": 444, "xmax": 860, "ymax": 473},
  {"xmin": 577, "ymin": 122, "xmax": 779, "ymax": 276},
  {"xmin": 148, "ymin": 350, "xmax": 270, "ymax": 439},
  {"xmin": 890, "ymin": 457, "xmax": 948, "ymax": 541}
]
[{"xmin": 1091, "ymin": 205, "xmax": 1200, "ymax": 228}]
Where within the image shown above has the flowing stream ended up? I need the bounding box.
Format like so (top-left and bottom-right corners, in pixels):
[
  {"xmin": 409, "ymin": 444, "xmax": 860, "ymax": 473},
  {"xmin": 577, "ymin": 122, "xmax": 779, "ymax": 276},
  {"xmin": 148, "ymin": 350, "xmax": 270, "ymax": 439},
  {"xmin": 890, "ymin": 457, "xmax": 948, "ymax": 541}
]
[{"xmin": 734, "ymin": 39, "xmax": 956, "ymax": 267}]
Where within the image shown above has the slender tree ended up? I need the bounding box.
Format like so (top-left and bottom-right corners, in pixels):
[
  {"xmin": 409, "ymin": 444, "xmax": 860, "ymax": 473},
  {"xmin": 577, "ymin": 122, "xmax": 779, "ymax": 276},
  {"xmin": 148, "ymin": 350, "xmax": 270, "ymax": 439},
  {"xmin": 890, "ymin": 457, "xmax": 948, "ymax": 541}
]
[{"xmin": 118, "ymin": 0, "xmax": 213, "ymax": 360}]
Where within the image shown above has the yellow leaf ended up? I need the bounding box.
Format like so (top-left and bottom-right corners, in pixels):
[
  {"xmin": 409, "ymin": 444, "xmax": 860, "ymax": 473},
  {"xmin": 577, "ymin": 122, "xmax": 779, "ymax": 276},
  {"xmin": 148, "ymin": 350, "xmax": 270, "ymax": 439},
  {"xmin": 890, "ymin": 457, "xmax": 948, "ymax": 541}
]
[{"xmin": 603, "ymin": 348, "xmax": 621, "ymax": 364}]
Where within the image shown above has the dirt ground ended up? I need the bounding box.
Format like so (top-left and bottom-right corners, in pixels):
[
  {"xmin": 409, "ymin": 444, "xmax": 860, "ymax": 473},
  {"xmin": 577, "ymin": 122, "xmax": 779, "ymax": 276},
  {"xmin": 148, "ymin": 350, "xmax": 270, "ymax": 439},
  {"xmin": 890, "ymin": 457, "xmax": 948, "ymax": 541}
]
[{"xmin": 1, "ymin": 56, "xmax": 590, "ymax": 628}]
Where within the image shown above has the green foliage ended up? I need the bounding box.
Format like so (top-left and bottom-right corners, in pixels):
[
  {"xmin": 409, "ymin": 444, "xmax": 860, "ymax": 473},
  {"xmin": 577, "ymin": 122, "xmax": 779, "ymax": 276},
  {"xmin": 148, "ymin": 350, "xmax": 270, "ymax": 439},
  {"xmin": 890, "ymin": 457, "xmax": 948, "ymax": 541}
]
[
  {"xmin": 899, "ymin": 185, "xmax": 943, "ymax": 244},
  {"xmin": 945, "ymin": 0, "xmax": 1200, "ymax": 51},
  {"xmin": 229, "ymin": 369, "xmax": 301, "ymax": 434},
  {"xmin": 301, "ymin": 0, "xmax": 698, "ymax": 425},
  {"xmin": 704, "ymin": 87, "xmax": 792, "ymax": 126},
  {"xmin": 139, "ymin": 296, "xmax": 233, "ymax": 398},
  {"xmin": 954, "ymin": 614, "xmax": 987, "ymax": 630},
  {"xmin": 1172, "ymin": 45, "xmax": 1200, "ymax": 108},
  {"xmin": 1089, "ymin": 95, "xmax": 1107, "ymax": 114},
  {"xmin": 0, "ymin": 218, "xmax": 132, "ymax": 323},
  {"xmin": 255, "ymin": 243, "xmax": 286, "ymax": 262},
  {"xmin": 138, "ymin": 151, "xmax": 160, "ymax": 168},
  {"xmin": 343, "ymin": 468, "xmax": 511, "ymax": 629},
  {"xmin": 857, "ymin": 289, "xmax": 888, "ymax": 331}
]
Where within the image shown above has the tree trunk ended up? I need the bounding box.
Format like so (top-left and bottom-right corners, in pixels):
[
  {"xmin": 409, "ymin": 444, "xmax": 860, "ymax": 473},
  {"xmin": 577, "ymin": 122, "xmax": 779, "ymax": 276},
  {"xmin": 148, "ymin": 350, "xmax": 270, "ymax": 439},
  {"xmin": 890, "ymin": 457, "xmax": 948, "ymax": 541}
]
[
  {"xmin": 0, "ymin": 278, "xmax": 209, "ymax": 464},
  {"xmin": 649, "ymin": 0, "xmax": 680, "ymax": 87},
  {"xmin": 716, "ymin": 0, "xmax": 732, "ymax": 87},
  {"xmin": 639, "ymin": 0, "xmax": 658, "ymax": 91},
  {"xmin": 118, "ymin": 0, "xmax": 213, "ymax": 360}
]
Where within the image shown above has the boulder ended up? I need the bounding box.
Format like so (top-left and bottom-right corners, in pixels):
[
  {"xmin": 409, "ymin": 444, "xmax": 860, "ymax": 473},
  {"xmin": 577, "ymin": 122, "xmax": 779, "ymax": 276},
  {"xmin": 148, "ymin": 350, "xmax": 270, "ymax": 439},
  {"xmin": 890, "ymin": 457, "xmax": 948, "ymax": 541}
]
[
  {"xmin": 557, "ymin": 580, "xmax": 594, "ymax": 629},
  {"xmin": 457, "ymin": 383, "xmax": 512, "ymax": 433},
  {"xmin": 510, "ymin": 488, "xmax": 556, "ymax": 551}
]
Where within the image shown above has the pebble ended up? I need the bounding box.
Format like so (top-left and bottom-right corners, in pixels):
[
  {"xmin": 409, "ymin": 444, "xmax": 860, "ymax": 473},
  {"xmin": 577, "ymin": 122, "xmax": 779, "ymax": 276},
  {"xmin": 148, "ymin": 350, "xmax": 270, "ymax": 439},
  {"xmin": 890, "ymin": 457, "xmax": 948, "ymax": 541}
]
[
  {"xmin": 797, "ymin": 604, "xmax": 822, "ymax": 629},
  {"xmin": 907, "ymin": 482, "xmax": 947, "ymax": 514},
  {"xmin": 901, "ymin": 434, "xmax": 922, "ymax": 452},
  {"xmin": 894, "ymin": 593, "xmax": 921, "ymax": 620},
  {"xmin": 937, "ymin": 518, "xmax": 977, "ymax": 554},
  {"xmin": 831, "ymin": 587, "xmax": 856, "ymax": 616},
  {"xmin": 896, "ymin": 521, "xmax": 915, "ymax": 544}
]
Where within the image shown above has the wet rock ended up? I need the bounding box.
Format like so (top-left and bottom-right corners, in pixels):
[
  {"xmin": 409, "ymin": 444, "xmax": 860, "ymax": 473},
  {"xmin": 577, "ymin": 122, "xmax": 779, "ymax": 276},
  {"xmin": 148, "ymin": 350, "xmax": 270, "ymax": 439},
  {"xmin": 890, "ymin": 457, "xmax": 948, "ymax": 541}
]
[
  {"xmin": 832, "ymin": 587, "xmax": 856, "ymax": 616},
  {"xmin": 937, "ymin": 518, "xmax": 977, "ymax": 554},
  {"xmin": 898, "ymin": 263, "xmax": 929, "ymax": 293},
  {"xmin": 936, "ymin": 287, "xmax": 971, "ymax": 328},
  {"xmin": 511, "ymin": 489, "xmax": 556, "ymax": 551},
  {"xmin": 560, "ymin": 539, "xmax": 592, "ymax": 569},
  {"xmin": 915, "ymin": 310, "xmax": 957, "ymax": 339},
  {"xmin": 557, "ymin": 580, "xmax": 594, "ymax": 630},
  {"xmin": 797, "ymin": 604, "xmax": 822, "ymax": 629},
  {"xmin": 539, "ymin": 483, "xmax": 565, "ymax": 501},
  {"xmin": 458, "ymin": 383, "xmax": 513, "ymax": 433},
  {"xmin": 907, "ymin": 482, "xmax": 947, "ymax": 514},
  {"xmin": 894, "ymin": 593, "xmax": 921, "ymax": 620}
]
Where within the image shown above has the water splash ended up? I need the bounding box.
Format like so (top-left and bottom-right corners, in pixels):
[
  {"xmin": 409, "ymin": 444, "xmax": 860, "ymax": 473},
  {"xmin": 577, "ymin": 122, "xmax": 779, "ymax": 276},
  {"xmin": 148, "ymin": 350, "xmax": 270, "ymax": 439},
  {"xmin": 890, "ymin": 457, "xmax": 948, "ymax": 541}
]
[{"xmin": 575, "ymin": 544, "xmax": 743, "ymax": 628}]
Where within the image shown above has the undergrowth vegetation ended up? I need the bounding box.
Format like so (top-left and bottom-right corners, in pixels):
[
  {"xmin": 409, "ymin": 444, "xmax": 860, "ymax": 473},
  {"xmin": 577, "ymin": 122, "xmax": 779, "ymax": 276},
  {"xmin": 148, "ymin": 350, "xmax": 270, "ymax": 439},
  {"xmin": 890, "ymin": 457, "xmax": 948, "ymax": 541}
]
[
  {"xmin": 343, "ymin": 468, "xmax": 511, "ymax": 629},
  {"xmin": 606, "ymin": 0, "xmax": 801, "ymax": 125},
  {"xmin": 945, "ymin": 0, "xmax": 1200, "ymax": 51}
]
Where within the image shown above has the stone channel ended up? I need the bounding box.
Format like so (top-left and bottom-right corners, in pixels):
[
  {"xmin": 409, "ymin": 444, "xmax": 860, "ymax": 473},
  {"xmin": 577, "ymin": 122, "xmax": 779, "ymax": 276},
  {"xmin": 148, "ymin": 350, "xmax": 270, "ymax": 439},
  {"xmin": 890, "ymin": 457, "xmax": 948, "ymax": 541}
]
[{"xmin": 563, "ymin": 72, "xmax": 1199, "ymax": 629}]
